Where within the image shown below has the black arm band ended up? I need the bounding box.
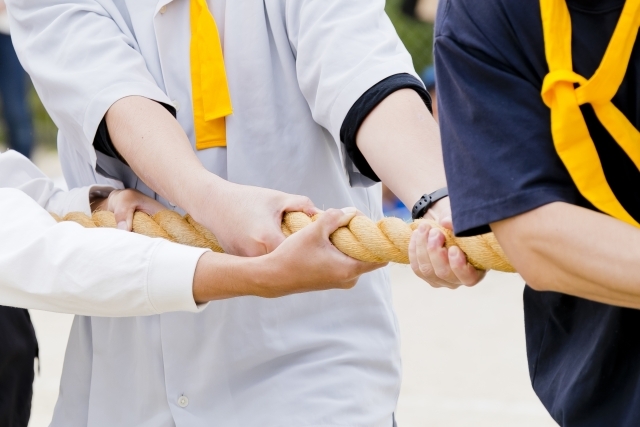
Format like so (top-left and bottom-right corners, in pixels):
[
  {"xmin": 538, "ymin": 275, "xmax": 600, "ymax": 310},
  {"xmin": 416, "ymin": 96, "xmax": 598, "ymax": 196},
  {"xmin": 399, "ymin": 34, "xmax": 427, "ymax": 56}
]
[
  {"xmin": 340, "ymin": 73, "xmax": 432, "ymax": 182},
  {"xmin": 412, "ymin": 187, "xmax": 449, "ymax": 220},
  {"xmin": 93, "ymin": 101, "xmax": 177, "ymax": 164}
]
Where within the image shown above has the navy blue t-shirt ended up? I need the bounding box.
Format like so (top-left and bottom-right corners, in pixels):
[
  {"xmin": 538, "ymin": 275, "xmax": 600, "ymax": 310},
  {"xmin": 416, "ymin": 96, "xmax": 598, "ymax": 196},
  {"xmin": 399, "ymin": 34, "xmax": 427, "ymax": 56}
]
[{"xmin": 435, "ymin": 0, "xmax": 640, "ymax": 426}]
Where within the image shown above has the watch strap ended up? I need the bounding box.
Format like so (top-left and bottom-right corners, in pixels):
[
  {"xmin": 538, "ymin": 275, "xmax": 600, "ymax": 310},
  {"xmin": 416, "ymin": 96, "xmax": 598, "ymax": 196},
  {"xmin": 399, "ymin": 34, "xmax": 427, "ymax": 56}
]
[{"xmin": 411, "ymin": 187, "xmax": 449, "ymax": 220}]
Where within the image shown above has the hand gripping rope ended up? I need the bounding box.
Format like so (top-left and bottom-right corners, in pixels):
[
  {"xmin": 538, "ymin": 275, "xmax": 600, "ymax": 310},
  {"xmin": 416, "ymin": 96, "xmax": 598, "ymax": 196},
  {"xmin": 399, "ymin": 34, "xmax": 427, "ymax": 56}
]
[{"xmin": 51, "ymin": 210, "xmax": 516, "ymax": 272}]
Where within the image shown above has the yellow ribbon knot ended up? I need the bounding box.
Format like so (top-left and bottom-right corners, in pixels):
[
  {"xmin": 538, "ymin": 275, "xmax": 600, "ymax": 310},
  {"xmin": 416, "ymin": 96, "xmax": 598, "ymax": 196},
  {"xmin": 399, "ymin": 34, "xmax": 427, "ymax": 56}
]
[
  {"xmin": 541, "ymin": 0, "xmax": 640, "ymax": 227},
  {"xmin": 541, "ymin": 70, "xmax": 587, "ymax": 107}
]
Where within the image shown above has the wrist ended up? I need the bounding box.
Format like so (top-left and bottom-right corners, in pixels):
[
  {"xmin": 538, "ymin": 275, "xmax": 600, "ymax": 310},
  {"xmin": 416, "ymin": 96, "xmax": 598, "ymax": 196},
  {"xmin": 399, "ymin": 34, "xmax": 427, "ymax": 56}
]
[
  {"xmin": 192, "ymin": 252, "xmax": 275, "ymax": 302},
  {"xmin": 411, "ymin": 187, "xmax": 449, "ymax": 220},
  {"xmin": 179, "ymin": 170, "xmax": 229, "ymax": 215}
]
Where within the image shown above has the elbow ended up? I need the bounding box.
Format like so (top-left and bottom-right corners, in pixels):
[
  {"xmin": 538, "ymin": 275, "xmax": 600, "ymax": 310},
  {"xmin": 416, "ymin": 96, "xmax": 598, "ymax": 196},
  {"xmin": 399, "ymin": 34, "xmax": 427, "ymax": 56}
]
[{"xmin": 491, "ymin": 213, "xmax": 554, "ymax": 292}]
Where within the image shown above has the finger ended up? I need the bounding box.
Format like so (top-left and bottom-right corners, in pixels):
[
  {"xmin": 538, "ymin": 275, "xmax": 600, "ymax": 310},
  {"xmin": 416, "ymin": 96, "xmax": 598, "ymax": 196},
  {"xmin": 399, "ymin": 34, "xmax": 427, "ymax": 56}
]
[
  {"xmin": 113, "ymin": 204, "xmax": 134, "ymax": 231},
  {"xmin": 315, "ymin": 208, "xmax": 357, "ymax": 238},
  {"xmin": 440, "ymin": 216, "xmax": 453, "ymax": 231},
  {"xmin": 448, "ymin": 246, "xmax": 486, "ymax": 287},
  {"xmin": 411, "ymin": 226, "xmax": 450, "ymax": 288},
  {"xmin": 262, "ymin": 230, "xmax": 286, "ymax": 254},
  {"xmin": 414, "ymin": 223, "xmax": 435, "ymax": 278},
  {"xmin": 408, "ymin": 228, "xmax": 420, "ymax": 275},
  {"xmin": 426, "ymin": 228, "xmax": 459, "ymax": 283},
  {"xmin": 283, "ymin": 195, "xmax": 320, "ymax": 216}
]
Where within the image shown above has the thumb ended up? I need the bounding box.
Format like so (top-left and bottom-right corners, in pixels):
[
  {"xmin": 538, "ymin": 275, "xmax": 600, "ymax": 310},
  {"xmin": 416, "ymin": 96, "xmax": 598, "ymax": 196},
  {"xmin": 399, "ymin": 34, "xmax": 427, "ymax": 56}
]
[
  {"xmin": 114, "ymin": 205, "xmax": 134, "ymax": 232},
  {"xmin": 315, "ymin": 207, "xmax": 357, "ymax": 238},
  {"xmin": 283, "ymin": 195, "xmax": 320, "ymax": 216},
  {"xmin": 440, "ymin": 216, "xmax": 453, "ymax": 231}
]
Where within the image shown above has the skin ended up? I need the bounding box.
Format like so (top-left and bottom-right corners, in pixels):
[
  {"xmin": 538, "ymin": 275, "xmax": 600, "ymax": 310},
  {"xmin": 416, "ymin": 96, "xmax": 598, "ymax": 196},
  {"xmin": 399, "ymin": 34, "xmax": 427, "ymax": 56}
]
[
  {"xmin": 192, "ymin": 208, "xmax": 385, "ymax": 302},
  {"xmin": 106, "ymin": 92, "xmax": 471, "ymax": 288},
  {"xmin": 95, "ymin": 189, "xmax": 384, "ymax": 302},
  {"xmin": 356, "ymin": 89, "xmax": 484, "ymax": 288},
  {"xmin": 491, "ymin": 202, "xmax": 640, "ymax": 309},
  {"xmin": 106, "ymin": 97, "xmax": 318, "ymax": 257}
]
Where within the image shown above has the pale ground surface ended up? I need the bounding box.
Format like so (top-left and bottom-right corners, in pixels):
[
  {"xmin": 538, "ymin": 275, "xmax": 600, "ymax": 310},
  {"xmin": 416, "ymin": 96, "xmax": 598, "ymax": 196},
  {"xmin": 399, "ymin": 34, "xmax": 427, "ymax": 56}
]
[{"xmin": 26, "ymin": 150, "xmax": 558, "ymax": 427}]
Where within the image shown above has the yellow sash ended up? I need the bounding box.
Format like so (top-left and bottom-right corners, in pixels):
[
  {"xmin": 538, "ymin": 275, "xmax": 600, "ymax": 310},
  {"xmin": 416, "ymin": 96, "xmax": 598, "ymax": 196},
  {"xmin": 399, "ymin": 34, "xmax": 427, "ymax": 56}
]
[
  {"xmin": 190, "ymin": 0, "xmax": 233, "ymax": 150},
  {"xmin": 540, "ymin": 0, "xmax": 640, "ymax": 227}
]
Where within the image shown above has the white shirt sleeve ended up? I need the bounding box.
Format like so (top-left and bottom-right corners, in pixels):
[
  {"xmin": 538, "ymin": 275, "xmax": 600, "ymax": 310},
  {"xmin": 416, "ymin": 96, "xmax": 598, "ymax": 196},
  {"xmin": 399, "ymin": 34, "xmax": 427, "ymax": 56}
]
[
  {"xmin": 5, "ymin": 0, "xmax": 171, "ymax": 167},
  {"xmin": 0, "ymin": 150, "xmax": 112, "ymax": 216},
  {"xmin": 0, "ymin": 151, "xmax": 208, "ymax": 316},
  {"xmin": 285, "ymin": 0, "xmax": 420, "ymax": 184}
]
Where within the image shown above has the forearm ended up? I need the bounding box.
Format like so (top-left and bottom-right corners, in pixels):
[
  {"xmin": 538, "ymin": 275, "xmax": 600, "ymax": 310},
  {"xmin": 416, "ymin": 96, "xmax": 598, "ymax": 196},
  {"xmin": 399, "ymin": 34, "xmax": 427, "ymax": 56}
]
[
  {"xmin": 0, "ymin": 189, "xmax": 206, "ymax": 316},
  {"xmin": 193, "ymin": 253, "xmax": 261, "ymax": 302},
  {"xmin": 492, "ymin": 202, "xmax": 640, "ymax": 308},
  {"xmin": 356, "ymin": 89, "xmax": 446, "ymax": 209},
  {"xmin": 106, "ymin": 96, "xmax": 227, "ymax": 214}
]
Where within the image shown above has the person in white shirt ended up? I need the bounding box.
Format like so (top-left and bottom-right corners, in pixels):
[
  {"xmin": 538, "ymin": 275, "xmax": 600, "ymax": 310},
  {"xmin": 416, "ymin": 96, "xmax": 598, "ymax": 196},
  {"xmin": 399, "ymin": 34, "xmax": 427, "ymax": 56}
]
[
  {"xmin": 0, "ymin": 149, "xmax": 377, "ymax": 426},
  {"xmin": 5, "ymin": 1, "xmax": 483, "ymax": 425}
]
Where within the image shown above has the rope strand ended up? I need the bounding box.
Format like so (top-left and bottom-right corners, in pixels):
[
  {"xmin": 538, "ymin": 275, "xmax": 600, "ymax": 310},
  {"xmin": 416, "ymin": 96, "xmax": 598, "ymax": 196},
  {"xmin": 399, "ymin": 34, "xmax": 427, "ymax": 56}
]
[{"xmin": 53, "ymin": 210, "xmax": 516, "ymax": 273}]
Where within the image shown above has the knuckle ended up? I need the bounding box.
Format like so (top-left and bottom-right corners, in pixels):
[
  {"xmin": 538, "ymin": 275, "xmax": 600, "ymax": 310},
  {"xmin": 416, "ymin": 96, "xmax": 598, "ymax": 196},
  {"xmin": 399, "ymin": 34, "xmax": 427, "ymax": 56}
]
[{"xmin": 418, "ymin": 264, "xmax": 434, "ymax": 277}]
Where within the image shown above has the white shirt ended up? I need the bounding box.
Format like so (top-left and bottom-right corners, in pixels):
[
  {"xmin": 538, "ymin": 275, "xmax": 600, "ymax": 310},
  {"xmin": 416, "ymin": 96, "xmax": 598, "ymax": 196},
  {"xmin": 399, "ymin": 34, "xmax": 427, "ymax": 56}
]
[
  {"xmin": 0, "ymin": 150, "xmax": 207, "ymax": 316},
  {"xmin": 8, "ymin": 1, "xmax": 415, "ymax": 425}
]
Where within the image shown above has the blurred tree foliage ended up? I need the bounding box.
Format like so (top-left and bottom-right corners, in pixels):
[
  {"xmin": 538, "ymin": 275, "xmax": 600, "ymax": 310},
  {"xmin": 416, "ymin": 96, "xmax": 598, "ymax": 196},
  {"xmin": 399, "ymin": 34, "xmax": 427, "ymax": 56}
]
[
  {"xmin": 385, "ymin": 0, "xmax": 434, "ymax": 74},
  {"xmin": 0, "ymin": 3, "xmax": 432, "ymax": 152},
  {"xmin": 0, "ymin": 86, "xmax": 58, "ymax": 151},
  {"xmin": 29, "ymin": 87, "xmax": 58, "ymax": 150}
]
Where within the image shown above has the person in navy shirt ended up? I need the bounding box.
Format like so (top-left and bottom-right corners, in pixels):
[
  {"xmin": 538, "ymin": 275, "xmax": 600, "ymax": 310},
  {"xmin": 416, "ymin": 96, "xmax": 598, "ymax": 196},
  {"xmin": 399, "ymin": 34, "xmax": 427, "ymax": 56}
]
[{"xmin": 427, "ymin": 0, "xmax": 640, "ymax": 425}]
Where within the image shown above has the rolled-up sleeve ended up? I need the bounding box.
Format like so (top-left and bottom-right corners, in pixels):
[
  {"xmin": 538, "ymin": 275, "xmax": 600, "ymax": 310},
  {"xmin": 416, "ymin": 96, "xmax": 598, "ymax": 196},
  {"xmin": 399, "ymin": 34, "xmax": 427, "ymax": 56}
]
[
  {"xmin": 285, "ymin": 0, "xmax": 419, "ymax": 185},
  {"xmin": 0, "ymin": 189, "xmax": 208, "ymax": 316},
  {"xmin": 6, "ymin": 0, "xmax": 171, "ymax": 166}
]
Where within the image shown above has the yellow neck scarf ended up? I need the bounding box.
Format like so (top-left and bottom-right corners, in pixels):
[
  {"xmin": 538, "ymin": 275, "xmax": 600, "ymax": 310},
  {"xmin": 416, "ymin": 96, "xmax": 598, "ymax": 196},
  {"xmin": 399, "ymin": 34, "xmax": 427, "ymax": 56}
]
[
  {"xmin": 190, "ymin": 0, "xmax": 233, "ymax": 150},
  {"xmin": 540, "ymin": 0, "xmax": 640, "ymax": 227}
]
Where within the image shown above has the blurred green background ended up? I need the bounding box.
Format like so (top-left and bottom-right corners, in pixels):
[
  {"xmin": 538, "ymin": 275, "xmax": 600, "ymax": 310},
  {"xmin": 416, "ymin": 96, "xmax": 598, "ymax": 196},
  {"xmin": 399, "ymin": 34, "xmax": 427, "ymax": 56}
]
[{"xmin": 0, "ymin": 0, "xmax": 434, "ymax": 153}]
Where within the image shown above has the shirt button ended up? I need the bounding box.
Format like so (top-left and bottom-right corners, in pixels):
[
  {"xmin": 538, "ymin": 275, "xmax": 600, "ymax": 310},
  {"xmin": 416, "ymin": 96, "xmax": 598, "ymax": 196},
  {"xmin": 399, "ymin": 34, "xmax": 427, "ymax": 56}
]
[
  {"xmin": 159, "ymin": 5, "xmax": 167, "ymax": 14},
  {"xmin": 169, "ymin": 201, "xmax": 176, "ymax": 208},
  {"xmin": 177, "ymin": 395, "xmax": 189, "ymax": 408},
  {"xmin": 172, "ymin": 100, "xmax": 180, "ymax": 111}
]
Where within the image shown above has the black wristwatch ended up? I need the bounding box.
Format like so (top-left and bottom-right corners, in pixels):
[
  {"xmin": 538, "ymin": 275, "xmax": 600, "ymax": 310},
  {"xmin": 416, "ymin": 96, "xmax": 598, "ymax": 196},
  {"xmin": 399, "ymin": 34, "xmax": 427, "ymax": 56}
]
[{"xmin": 411, "ymin": 187, "xmax": 449, "ymax": 220}]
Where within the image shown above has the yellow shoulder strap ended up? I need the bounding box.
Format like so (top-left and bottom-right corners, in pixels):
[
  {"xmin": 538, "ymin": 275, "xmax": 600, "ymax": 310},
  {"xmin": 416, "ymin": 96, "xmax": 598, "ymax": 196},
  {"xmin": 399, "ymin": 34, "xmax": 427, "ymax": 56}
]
[
  {"xmin": 190, "ymin": 0, "xmax": 233, "ymax": 150},
  {"xmin": 540, "ymin": 0, "xmax": 640, "ymax": 227}
]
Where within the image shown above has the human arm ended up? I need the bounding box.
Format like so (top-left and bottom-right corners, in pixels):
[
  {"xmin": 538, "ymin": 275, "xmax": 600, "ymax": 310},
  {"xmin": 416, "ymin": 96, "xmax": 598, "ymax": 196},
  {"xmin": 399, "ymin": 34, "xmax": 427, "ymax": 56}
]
[
  {"xmin": 104, "ymin": 96, "xmax": 317, "ymax": 255},
  {"xmin": 0, "ymin": 188, "xmax": 379, "ymax": 315},
  {"xmin": 192, "ymin": 208, "xmax": 383, "ymax": 301},
  {"xmin": 7, "ymin": 0, "xmax": 317, "ymax": 256},
  {"xmin": 491, "ymin": 202, "xmax": 640, "ymax": 308},
  {"xmin": 0, "ymin": 149, "xmax": 165, "ymax": 230}
]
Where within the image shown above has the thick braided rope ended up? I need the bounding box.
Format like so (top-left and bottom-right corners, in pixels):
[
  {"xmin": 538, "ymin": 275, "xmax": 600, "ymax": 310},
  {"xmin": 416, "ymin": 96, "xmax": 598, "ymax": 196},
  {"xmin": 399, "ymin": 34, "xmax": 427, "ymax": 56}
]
[{"xmin": 51, "ymin": 210, "xmax": 516, "ymax": 273}]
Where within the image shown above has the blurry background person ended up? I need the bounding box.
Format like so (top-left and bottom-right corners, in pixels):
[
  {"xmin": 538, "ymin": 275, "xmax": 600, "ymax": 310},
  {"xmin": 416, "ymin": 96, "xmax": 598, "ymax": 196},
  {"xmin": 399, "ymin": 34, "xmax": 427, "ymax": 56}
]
[
  {"xmin": 0, "ymin": 0, "xmax": 33, "ymax": 158},
  {"xmin": 0, "ymin": 7, "xmax": 38, "ymax": 427}
]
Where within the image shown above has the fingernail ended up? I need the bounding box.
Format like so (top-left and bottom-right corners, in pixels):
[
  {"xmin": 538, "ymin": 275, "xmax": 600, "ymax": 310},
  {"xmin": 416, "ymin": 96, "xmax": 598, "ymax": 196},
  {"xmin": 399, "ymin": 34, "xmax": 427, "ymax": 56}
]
[
  {"xmin": 450, "ymin": 246, "xmax": 460, "ymax": 259},
  {"xmin": 117, "ymin": 221, "xmax": 128, "ymax": 230},
  {"xmin": 341, "ymin": 207, "xmax": 357, "ymax": 215},
  {"xmin": 428, "ymin": 228, "xmax": 439, "ymax": 239}
]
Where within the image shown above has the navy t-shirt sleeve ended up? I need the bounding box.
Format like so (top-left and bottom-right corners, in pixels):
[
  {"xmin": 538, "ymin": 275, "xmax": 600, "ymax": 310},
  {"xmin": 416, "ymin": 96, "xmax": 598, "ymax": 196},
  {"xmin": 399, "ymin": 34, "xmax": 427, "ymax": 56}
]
[{"xmin": 434, "ymin": 1, "xmax": 583, "ymax": 237}]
